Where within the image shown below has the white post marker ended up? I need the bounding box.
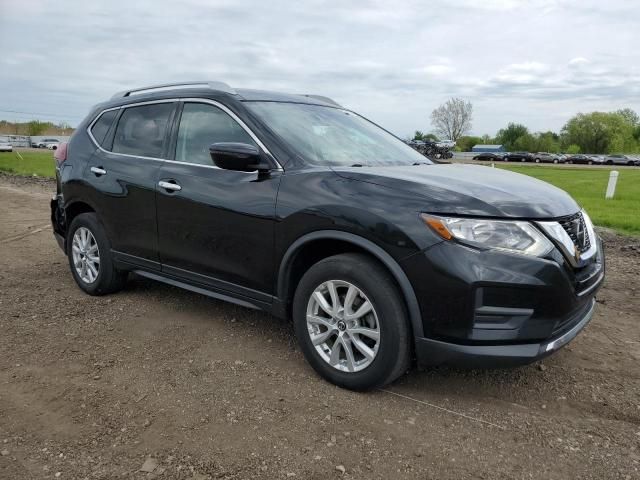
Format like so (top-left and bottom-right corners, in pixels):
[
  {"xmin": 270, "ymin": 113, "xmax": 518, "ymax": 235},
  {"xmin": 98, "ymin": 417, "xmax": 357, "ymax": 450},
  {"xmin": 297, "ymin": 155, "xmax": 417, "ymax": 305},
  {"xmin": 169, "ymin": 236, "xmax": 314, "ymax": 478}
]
[
  {"xmin": 605, "ymin": 170, "xmax": 619, "ymax": 199},
  {"xmin": 491, "ymin": 162, "xmax": 495, "ymax": 168}
]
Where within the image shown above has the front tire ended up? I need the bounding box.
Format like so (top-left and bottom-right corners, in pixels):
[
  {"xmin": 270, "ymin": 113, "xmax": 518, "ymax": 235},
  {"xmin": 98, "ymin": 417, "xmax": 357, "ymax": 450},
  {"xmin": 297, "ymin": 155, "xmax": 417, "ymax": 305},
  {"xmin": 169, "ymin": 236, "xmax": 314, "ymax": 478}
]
[
  {"xmin": 67, "ymin": 213, "xmax": 127, "ymax": 295},
  {"xmin": 293, "ymin": 253, "xmax": 411, "ymax": 391}
]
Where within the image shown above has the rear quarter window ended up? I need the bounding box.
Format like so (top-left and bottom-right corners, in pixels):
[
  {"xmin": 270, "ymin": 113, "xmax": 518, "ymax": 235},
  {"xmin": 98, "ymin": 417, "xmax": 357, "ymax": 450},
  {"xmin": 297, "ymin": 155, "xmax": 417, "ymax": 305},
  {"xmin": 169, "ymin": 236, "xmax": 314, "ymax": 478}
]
[
  {"xmin": 90, "ymin": 110, "xmax": 118, "ymax": 147},
  {"xmin": 112, "ymin": 103, "xmax": 175, "ymax": 158}
]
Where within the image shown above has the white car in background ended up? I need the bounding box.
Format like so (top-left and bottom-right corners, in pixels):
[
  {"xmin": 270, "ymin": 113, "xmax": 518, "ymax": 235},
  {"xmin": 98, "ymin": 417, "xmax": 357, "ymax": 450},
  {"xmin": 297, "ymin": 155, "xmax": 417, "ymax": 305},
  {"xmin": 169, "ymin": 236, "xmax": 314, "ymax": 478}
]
[
  {"xmin": 0, "ymin": 142, "xmax": 13, "ymax": 152},
  {"xmin": 435, "ymin": 138, "xmax": 456, "ymax": 149},
  {"xmin": 36, "ymin": 138, "xmax": 60, "ymax": 149},
  {"xmin": 46, "ymin": 142, "xmax": 60, "ymax": 150}
]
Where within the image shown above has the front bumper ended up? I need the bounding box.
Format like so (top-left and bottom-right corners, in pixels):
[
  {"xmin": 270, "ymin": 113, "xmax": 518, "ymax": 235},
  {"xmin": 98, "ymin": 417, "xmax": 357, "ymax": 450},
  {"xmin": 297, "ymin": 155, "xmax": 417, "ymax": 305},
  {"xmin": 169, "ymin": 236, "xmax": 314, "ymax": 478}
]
[
  {"xmin": 401, "ymin": 235, "xmax": 604, "ymax": 368},
  {"xmin": 415, "ymin": 298, "xmax": 596, "ymax": 368}
]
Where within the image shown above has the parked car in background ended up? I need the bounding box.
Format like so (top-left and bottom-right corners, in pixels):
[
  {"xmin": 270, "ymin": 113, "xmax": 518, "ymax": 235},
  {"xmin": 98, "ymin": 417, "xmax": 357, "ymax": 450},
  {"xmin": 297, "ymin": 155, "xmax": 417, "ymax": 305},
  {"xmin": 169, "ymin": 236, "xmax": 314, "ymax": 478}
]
[
  {"xmin": 46, "ymin": 142, "xmax": 60, "ymax": 150},
  {"xmin": 567, "ymin": 154, "xmax": 602, "ymax": 165},
  {"xmin": 504, "ymin": 151, "xmax": 533, "ymax": 162},
  {"xmin": 472, "ymin": 152, "xmax": 504, "ymax": 161},
  {"xmin": 435, "ymin": 139, "xmax": 456, "ymax": 149},
  {"xmin": 0, "ymin": 142, "xmax": 13, "ymax": 152},
  {"xmin": 36, "ymin": 138, "xmax": 60, "ymax": 149},
  {"xmin": 50, "ymin": 81, "xmax": 604, "ymax": 390},
  {"xmin": 533, "ymin": 152, "xmax": 563, "ymax": 164},
  {"xmin": 604, "ymin": 154, "xmax": 638, "ymax": 166}
]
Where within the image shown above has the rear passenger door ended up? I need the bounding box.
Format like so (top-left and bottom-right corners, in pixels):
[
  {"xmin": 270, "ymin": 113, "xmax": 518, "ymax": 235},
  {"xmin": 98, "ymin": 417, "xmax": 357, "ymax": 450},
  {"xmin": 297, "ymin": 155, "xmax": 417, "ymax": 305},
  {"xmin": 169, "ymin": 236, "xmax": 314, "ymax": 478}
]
[
  {"xmin": 155, "ymin": 100, "xmax": 281, "ymax": 300},
  {"xmin": 85, "ymin": 101, "xmax": 177, "ymax": 267}
]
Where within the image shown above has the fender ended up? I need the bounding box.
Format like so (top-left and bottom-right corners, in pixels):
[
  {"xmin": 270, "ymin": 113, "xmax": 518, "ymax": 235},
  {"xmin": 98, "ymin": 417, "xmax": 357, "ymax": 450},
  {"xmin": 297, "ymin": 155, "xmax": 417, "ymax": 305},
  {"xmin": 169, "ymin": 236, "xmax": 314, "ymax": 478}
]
[
  {"xmin": 57, "ymin": 196, "xmax": 101, "ymax": 243},
  {"xmin": 277, "ymin": 230, "xmax": 424, "ymax": 338},
  {"xmin": 64, "ymin": 196, "xmax": 100, "ymax": 214},
  {"xmin": 63, "ymin": 196, "xmax": 102, "ymax": 227}
]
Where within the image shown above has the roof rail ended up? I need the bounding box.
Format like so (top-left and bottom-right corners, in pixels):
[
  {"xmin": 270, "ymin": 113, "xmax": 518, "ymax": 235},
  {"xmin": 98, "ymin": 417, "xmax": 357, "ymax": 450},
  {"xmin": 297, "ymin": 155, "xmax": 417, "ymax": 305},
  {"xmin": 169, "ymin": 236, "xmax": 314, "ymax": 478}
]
[
  {"xmin": 300, "ymin": 94, "xmax": 342, "ymax": 107},
  {"xmin": 111, "ymin": 81, "xmax": 236, "ymax": 99}
]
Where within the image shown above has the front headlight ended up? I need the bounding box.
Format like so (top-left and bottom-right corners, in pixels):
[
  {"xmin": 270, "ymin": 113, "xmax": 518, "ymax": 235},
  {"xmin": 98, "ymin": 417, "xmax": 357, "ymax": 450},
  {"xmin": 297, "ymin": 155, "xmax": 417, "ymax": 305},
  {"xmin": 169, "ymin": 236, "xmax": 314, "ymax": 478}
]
[{"xmin": 421, "ymin": 214, "xmax": 553, "ymax": 257}]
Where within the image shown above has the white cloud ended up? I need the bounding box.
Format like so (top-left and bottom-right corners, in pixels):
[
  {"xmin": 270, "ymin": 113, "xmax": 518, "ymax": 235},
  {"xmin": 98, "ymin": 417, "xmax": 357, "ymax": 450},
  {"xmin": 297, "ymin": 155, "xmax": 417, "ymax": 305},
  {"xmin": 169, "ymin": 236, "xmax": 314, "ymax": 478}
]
[
  {"xmin": 568, "ymin": 57, "xmax": 590, "ymax": 67},
  {"xmin": 420, "ymin": 65, "xmax": 455, "ymax": 76},
  {"xmin": 504, "ymin": 62, "xmax": 549, "ymax": 73},
  {"xmin": 0, "ymin": 0, "xmax": 637, "ymax": 137}
]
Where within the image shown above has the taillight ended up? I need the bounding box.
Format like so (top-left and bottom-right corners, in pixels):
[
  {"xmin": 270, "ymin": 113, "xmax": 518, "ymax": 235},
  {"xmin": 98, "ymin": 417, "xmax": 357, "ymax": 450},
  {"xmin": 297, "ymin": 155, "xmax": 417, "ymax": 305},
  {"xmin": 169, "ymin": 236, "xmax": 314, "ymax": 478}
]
[{"xmin": 54, "ymin": 142, "xmax": 68, "ymax": 166}]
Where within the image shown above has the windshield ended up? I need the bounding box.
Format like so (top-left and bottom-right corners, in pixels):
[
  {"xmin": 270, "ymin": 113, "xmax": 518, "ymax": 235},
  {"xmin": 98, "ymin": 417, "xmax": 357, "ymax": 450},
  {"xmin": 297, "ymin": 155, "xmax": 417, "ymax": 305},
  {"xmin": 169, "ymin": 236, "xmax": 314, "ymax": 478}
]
[{"xmin": 245, "ymin": 102, "xmax": 432, "ymax": 167}]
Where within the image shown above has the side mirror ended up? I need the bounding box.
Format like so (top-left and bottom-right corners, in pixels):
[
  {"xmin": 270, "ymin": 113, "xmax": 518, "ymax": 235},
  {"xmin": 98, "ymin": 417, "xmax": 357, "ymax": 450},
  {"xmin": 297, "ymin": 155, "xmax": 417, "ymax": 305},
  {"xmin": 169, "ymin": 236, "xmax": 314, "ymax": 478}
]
[{"xmin": 209, "ymin": 142, "xmax": 268, "ymax": 172}]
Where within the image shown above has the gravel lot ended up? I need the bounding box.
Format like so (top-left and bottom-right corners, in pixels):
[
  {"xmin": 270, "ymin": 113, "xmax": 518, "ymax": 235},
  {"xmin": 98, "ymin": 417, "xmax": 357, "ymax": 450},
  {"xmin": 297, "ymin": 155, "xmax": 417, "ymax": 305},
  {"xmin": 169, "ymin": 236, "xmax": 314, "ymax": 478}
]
[{"xmin": 0, "ymin": 173, "xmax": 639, "ymax": 479}]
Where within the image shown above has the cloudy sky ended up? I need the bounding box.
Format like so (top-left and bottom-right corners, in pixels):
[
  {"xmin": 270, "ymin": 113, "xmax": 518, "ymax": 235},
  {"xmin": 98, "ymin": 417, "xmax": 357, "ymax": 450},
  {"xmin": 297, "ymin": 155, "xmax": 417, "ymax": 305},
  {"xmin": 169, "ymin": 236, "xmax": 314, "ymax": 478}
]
[{"xmin": 1, "ymin": 0, "xmax": 638, "ymax": 137}]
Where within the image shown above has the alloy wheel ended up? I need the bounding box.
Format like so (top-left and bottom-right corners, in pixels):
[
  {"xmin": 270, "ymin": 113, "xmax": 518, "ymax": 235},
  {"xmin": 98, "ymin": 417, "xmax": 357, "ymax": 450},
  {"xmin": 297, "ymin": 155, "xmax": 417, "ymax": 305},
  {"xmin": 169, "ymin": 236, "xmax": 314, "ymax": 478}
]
[
  {"xmin": 71, "ymin": 227, "xmax": 100, "ymax": 284},
  {"xmin": 306, "ymin": 280, "xmax": 380, "ymax": 373}
]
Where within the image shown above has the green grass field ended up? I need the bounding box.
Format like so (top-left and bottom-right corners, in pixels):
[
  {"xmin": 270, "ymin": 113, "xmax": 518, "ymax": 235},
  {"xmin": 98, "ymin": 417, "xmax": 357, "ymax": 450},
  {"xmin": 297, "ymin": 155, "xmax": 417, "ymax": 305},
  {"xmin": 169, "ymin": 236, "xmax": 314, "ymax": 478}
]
[
  {"xmin": 497, "ymin": 165, "xmax": 640, "ymax": 235},
  {"xmin": 0, "ymin": 151, "xmax": 638, "ymax": 235},
  {"xmin": 0, "ymin": 150, "xmax": 56, "ymax": 177}
]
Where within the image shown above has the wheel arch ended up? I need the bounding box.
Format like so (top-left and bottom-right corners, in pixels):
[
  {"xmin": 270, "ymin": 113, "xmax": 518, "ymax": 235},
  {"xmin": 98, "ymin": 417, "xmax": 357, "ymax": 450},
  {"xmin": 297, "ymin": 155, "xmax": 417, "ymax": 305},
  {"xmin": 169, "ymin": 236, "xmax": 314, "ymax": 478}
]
[
  {"xmin": 64, "ymin": 200, "xmax": 97, "ymax": 228},
  {"xmin": 61, "ymin": 199, "xmax": 99, "ymax": 249},
  {"xmin": 277, "ymin": 230, "xmax": 424, "ymax": 338}
]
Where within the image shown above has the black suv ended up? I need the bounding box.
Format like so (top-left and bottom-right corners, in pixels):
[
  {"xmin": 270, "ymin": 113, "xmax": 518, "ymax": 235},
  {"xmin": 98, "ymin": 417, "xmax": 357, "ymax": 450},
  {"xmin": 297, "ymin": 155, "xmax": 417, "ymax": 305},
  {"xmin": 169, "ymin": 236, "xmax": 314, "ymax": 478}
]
[{"xmin": 51, "ymin": 81, "xmax": 605, "ymax": 390}]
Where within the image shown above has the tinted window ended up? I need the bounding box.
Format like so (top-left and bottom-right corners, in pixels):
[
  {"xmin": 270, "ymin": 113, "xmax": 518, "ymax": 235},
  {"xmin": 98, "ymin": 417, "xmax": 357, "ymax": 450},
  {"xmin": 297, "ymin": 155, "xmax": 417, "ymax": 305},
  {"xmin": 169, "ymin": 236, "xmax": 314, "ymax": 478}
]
[
  {"xmin": 90, "ymin": 110, "xmax": 118, "ymax": 147},
  {"xmin": 175, "ymin": 103, "xmax": 257, "ymax": 166},
  {"xmin": 112, "ymin": 103, "xmax": 174, "ymax": 158}
]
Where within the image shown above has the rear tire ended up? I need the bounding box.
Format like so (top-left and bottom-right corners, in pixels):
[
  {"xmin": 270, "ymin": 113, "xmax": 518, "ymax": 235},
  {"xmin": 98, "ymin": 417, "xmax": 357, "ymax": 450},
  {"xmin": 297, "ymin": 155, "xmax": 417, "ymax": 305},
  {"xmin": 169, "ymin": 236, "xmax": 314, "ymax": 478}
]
[
  {"xmin": 293, "ymin": 253, "xmax": 411, "ymax": 391},
  {"xmin": 67, "ymin": 213, "xmax": 127, "ymax": 296}
]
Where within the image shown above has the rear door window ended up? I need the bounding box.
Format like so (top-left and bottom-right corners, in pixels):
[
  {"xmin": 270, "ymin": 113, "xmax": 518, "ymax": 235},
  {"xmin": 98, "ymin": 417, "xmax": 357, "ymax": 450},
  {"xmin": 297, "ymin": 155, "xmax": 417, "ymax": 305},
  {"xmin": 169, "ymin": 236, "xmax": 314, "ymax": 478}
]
[
  {"xmin": 112, "ymin": 103, "xmax": 175, "ymax": 158},
  {"xmin": 175, "ymin": 102, "xmax": 257, "ymax": 166},
  {"xmin": 90, "ymin": 110, "xmax": 118, "ymax": 147}
]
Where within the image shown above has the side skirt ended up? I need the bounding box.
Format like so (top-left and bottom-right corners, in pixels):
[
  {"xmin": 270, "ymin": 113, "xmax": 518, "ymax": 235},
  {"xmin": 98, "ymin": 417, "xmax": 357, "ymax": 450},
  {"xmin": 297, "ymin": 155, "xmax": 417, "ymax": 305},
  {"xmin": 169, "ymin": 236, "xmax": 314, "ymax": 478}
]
[
  {"xmin": 133, "ymin": 269, "xmax": 268, "ymax": 311},
  {"xmin": 112, "ymin": 250, "xmax": 278, "ymax": 315}
]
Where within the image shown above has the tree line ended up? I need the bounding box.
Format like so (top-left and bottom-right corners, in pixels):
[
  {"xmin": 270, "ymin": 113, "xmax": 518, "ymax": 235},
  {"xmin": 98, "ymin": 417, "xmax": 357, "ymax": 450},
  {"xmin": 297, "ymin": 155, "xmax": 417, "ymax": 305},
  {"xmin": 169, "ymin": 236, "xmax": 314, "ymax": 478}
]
[
  {"xmin": 416, "ymin": 97, "xmax": 640, "ymax": 154},
  {"xmin": 0, "ymin": 120, "xmax": 74, "ymax": 137}
]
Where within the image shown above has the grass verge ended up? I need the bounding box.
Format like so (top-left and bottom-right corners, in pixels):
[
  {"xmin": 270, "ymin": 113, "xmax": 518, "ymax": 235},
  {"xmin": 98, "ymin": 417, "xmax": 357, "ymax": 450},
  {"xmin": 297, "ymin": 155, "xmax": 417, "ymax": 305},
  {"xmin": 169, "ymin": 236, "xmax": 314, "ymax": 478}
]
[
  {"xmin": 0, "ymin": 150, "xmax": 56, "ymax": 177},
  {"xmin": 498, "ymin": 164, "xmax": 640, "ymax": 236}
]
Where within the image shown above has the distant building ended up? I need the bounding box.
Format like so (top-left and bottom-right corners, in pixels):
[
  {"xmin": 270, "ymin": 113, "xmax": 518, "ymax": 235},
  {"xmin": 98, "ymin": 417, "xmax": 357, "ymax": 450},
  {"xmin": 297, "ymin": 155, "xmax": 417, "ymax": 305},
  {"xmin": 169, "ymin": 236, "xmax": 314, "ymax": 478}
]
[{"xmin": 471, "ymin": 144, "xmax": 505, "ymax": 153}]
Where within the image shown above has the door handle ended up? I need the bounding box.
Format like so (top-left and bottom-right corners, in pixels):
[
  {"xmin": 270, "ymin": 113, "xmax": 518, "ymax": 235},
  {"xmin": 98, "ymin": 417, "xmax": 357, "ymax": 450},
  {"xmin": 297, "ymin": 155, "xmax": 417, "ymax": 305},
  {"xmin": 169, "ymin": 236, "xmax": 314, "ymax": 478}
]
[
  {"xmin": 90, "ymin": 166, "xmax": 107, "ymax": 176},
  {"xmin": 158, "ymin": 180, "xmax": 182, "ymax": 192}
]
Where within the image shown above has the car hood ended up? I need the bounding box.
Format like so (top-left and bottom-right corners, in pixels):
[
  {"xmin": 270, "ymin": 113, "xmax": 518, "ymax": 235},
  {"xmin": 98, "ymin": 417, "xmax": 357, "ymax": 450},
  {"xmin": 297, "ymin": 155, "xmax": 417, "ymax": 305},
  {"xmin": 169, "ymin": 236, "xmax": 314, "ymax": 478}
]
[{"xmin": 332, "ymin": 164, "xmax": 580, "ymax": 219}]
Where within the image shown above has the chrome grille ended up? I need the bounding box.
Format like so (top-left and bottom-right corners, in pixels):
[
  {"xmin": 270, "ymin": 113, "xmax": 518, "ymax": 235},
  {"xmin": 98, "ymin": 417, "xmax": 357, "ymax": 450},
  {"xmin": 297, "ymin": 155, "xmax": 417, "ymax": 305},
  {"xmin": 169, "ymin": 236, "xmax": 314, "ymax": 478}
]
[{"xmin": 558, "ymin": 212, "xmax": 591, "ymax": 253}]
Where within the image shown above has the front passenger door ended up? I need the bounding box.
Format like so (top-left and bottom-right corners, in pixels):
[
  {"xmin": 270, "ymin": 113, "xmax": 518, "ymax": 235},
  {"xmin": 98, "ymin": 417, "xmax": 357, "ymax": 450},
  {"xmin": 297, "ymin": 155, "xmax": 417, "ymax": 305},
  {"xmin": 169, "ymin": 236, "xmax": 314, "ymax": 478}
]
[{"xmin": 156, "ymin": 101, "xmax": 281, "ymax": 300}]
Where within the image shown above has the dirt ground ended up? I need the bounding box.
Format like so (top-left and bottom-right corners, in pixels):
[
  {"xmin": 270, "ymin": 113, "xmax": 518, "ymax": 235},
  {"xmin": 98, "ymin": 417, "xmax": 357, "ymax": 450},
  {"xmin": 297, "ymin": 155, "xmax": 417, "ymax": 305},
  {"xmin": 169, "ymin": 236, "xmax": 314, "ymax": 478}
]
[{"xmin": 0, "ymin": 173, "xmax": 638, "ymax": 480}]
